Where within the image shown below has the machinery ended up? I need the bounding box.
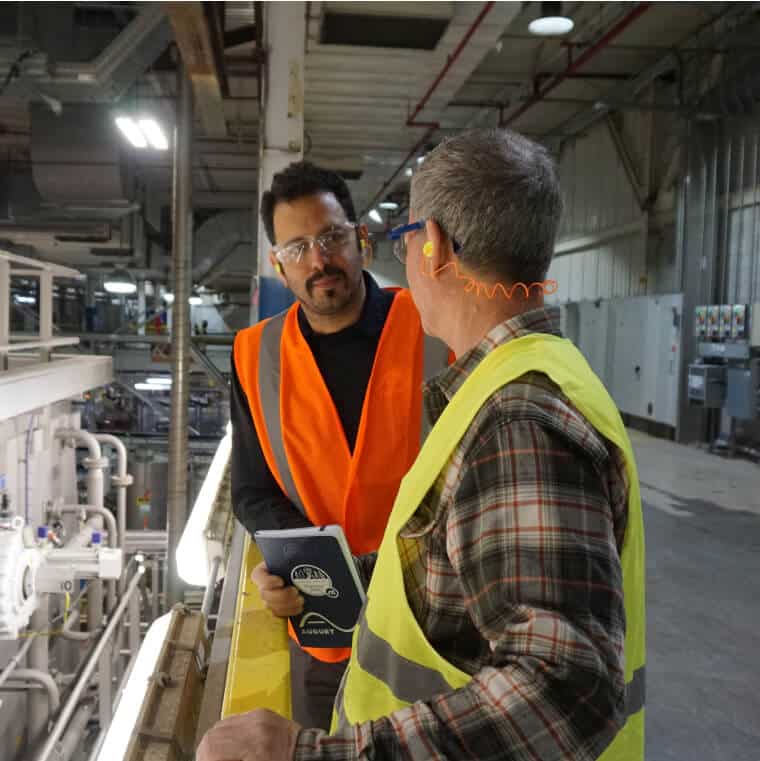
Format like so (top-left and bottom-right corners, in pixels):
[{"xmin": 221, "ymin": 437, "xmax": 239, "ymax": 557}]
[{"xmin": 689, "ymin": 303, "xmax": 760, "ymax": 447}]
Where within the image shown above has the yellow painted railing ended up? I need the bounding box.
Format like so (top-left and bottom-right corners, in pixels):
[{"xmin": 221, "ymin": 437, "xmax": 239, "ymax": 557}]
[{"xmin": 222, "ymin": 535, "xmax": 291, "ymax": 719}]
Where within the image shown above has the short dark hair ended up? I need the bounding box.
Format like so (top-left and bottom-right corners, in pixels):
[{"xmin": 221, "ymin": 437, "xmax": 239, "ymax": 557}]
[{"xmin": 260, "ymin": 161, "xmax": 357, "ymax": 245}]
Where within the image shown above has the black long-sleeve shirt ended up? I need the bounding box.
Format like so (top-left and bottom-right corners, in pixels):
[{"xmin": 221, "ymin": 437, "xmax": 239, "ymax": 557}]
[{"xmin": 231, "ymin": 273, "xmax": 396, "ymax": 535}]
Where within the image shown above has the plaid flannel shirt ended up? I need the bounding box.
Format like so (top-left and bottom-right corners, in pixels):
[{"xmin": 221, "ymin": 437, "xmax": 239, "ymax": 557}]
[{"xmin": 295, "ymin": 306, "xmax": 630, "ymax": 761}]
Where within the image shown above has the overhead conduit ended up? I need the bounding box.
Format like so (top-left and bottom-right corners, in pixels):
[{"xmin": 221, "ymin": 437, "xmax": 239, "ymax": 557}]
[
  {"xmin": 501, "ymin": 3, "xmax": 652, "ymax": 128},
  {"xmin": 361, "ymin": 2, "xmax": 496, "ymax": 216},
  {"xmin": 363, "ymin": 2, "xmax": 653, "ymax": 217}
]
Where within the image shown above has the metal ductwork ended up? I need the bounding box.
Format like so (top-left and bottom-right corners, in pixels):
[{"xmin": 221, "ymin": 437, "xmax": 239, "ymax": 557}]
[
  {"xmin": 30, "ymin": 103, "xmax": 133, "ymax": 205},
  {"xmin": 191, "ymin": 210, "xmax": 257, "ymax": 331},
  {"xmin": 0, "ymin": 5, "xmax": 171, "ymax": 102}
]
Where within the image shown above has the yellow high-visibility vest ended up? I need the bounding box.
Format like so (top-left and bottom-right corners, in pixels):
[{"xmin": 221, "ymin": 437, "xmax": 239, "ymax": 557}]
[{"xmin": 333, "ymin": 333, "xmax": 646, "ymax": 760}]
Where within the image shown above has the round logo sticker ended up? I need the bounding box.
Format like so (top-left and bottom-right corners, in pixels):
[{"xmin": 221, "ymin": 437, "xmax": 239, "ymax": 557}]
[{"xmin": 291, "ymin": 564, "xmax": 339, "ymax": 598}]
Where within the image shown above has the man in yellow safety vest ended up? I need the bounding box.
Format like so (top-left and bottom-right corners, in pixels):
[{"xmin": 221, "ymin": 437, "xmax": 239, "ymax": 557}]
[{"xmin": 198, "ymin": 128, "xmax": 645, "ymax": 761}]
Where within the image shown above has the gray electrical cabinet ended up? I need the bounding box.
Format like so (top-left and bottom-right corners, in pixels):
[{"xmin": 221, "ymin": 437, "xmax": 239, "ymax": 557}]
[
  {"xmin": 725, "ymin": 360, "xmax": 759, "ymax": 420},
  {"xmin": 687, "ymin": 364, "xmax": 726, "ymax": 408}
]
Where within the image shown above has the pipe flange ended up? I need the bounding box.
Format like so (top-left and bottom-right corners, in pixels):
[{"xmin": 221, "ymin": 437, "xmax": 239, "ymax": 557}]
[
  {"xmin": 82, "ymin": 457, "xmax": 109, "ymax": 470},
  {"xmin": 111, "ymin": 474, "xmax": 134, "ymax": 488}
]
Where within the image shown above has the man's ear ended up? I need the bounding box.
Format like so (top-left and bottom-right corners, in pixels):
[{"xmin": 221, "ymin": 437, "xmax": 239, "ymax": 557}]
[
  {"xmin": 423, "ymin": 219, "xmax": 451, "ymax": 276},
  {"xmin": 270, "ymin": 253, "xmax": 287, "ymax": 286}
]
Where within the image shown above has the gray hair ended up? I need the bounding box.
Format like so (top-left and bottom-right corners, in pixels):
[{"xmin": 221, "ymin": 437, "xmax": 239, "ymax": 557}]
[{"xmin": 410, "ymin": 128, "xmax": 562, "ymax": 283}]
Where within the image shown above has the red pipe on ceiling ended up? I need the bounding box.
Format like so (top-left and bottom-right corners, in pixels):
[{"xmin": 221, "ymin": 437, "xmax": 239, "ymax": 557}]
[
  {"xmin": 363, "ymin": 2, "xmax": 496, "ymax": 216},
  {"xmin": 407, "ymin": 1, "xmax": 496, "ymax": 127},
  {"xmin": 502, "ymin": 2, "xmax": 652, "ymax": 128}
]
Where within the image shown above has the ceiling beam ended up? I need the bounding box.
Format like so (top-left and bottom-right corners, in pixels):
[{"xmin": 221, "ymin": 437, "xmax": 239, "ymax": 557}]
[{"xmin": 165, "ymin": 2, "xmax": 229, "ymax": 138}]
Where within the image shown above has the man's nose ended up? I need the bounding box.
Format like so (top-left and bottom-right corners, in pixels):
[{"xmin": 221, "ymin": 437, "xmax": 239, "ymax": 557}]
[{"xmin": 303, "ymin": 240, "xmax": 330, "ymax": 267}]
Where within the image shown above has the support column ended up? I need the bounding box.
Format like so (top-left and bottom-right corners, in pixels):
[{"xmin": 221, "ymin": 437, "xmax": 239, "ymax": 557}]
[
  {"xmin": 137, "ymin": 278, "xmax": 146, "ymax": 336},
  {"xmin": 167, "ymin": 60, "xmax": 194, "ymax": 608},
  {"xmin": 253, "ymin": 1, "xmax": 305, "ymax": 322},
  {"xmin": 0, "ymin": 258, "xmax": 9, "ymax": 371},
  {"xmin": 39, "ymin": 271, "xmax": 53, "ymax": 362}
]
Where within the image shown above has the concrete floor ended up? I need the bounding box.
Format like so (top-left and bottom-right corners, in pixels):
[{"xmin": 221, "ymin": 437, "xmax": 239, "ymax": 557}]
[{"xmin": 629, "ymin": 431, "xmax": 760, "ymax": 761}]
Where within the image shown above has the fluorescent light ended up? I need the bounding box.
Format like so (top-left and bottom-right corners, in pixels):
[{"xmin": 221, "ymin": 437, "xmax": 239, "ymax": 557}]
[
  {"xmin": 416, "ymin": 156, "xmax": 425, "ymax": 165},
  {"xmin": 162, "ymin": 292, "xmax": 174, "ymax": 304},
  {"xmin": 379, "ymin": 201, "xmax": 399, "ymax": 210},
  {"xmin": 529, "ymin": 2, "xmax": 573, "ymax": 36},
  {"xmin": 146, "ymin": 377, "xmax": 171, "ymax": 386},
  {"xmin": 137, "ymin": 118, "xmax": 169, "ymax": 151},
  {"xmin": 114, "ymin": 116, "xmax": 147, "ymax": 148},
  {"xmin": 368, "ymin": 209, "xmax": 382, "ymax": 224},
  {"xmin": 188, "ymin": 293, "xmax": 202, "ymax": 306},
  {"xmin": 96, "ymin": 613, "xmax": 173, "ymax": 761},
  {"xmin": 134, "ymin": 383, "xmax": 163, "ymax": 391},
  {"xmin": 177, "ymin": 430, "xmax": 232, "ymax": 586},
  {"xmin": 13, "ymin": 295, "xmax": 36, "ymax": 304},
  {"xmin": 104, "ymin": 268, "xmax": 136, "ymax": 295},
  {"xmin": 405, "ymin": 168, "xmax": 413, "ymax": 177}
]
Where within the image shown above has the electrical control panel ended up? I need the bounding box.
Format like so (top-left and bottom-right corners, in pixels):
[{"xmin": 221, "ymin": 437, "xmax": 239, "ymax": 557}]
[
  {"xmin": 696, "ymin": 303, "xmax": 757, "ymax": 345},
  {"xmin": 695, "ymin": 306, "xmax": 707, "ymax": 339},
  {"xmin": 732, "ymin": 304, "xmax": 748, "ymax": 340},
  {"xmin": 706, "ymin": 306, "xmax": 720, "ymax": 338},
  {"xmin": 718, "ymin": 305, "xmax": 733, "ymax": 339}
]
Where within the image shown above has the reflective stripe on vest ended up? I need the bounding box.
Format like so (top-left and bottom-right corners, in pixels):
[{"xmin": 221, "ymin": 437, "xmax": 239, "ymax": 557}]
[
  {"xmin": 258, "ymin": 309, "xmax": 449, "ymax": 516},
  {"xmin": 333, "ymin": 334, "xmax": 646, "ymax": 760},
  {"xmin": 233, "ymin": 288, "xmax": 449, "ymax": 663}
]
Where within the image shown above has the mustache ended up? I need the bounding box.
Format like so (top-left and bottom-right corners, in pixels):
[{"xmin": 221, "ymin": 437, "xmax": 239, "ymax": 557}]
[{"xmin": 306, "ymin": 266, "xmax": 346, "ymax": 292}]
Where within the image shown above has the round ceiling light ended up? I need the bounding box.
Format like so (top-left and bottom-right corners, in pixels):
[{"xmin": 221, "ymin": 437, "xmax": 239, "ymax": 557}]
[
  {"xmin": 529, "ymin": 2, "xmax": 574, "ymax": 36},
  {"xmin": 103, "ymin": 268, "xmax": 136, "ymax": 295}
]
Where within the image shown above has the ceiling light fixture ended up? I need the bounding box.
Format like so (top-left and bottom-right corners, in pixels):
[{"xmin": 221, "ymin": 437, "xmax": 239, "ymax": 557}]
[
  {"xmin": 146, "ymin": 377, "xmax": 172, "ymax": 386},
  {"xmin": 137, "ymin": 118, "xmax": 169, "ymax": 151},
  {"xmin": 379, "ymin": 200, "xmax": 399, "ymax": 210},
  {"xmin": 114, "ymin": 116, "xmax": 147, "ymax": 148},
  {"xmin": 103, "ymin": 268, "xmax": 136, "ymax": 295},
  {"xmin": 134, "ymin": 382, "xmax": 160, "ymax": 391},
  {"xmin": 162, "ymin": 292, "xmax": 174, "ymax": 304},
  {"xmin": 416, "ymin": 156, "xmax": 425, "ymax": 165},
  {"xmin": 405, "ymin": 167, "xmax": 413, "ymax": 177},
  {"xmin": 368, "ymin": 209, "xmax": 383, "ymax": 224},
  {"xmin": 13, "ymin": 294, "xmax": 36, "ymax": 304},
  {"xmin": 528, "ymin": 2, "xmax": 574, "ymax": 36},
  {"xmin": 188, "ymin": 291, "xmax": 202, "ymax": 306}
]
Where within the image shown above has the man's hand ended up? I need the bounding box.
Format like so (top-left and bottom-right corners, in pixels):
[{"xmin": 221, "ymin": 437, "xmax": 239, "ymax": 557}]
[
  {"xmin": 196, "ymin": 709, "xmax": 301, "ymax": 761},
  {"xmin": 251, "ymin": 561, "xmax": 304, "ymax": 618}
]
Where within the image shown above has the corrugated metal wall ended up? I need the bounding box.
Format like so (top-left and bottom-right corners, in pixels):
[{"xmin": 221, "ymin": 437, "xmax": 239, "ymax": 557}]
[{"xmin": 547, "ymin": 119, "xmax": 649, "ymax": 304}]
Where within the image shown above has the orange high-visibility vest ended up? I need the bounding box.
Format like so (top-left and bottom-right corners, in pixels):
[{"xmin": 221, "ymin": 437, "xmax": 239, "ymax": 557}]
[{"xmin": 234, "ymin": 289, "xmax": 447, "ymax": 663}]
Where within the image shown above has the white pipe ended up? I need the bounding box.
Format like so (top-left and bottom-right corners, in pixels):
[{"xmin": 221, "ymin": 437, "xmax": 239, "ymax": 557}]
[
  {"xmin": 59, "ymin": 504, "xmax": 118, "ymax": 614},
  {"xmin": 59, "ymin": 505, "xmax": 118, "ymax": 554},
  {"xmin": 0, "ymin": 632, "xmax": 36, "ymax": 690},
  {"xmin": 93, "ymin": 434, "xmax": 131, "ymax": 594},
  {"xmin": 35, "ymin": 565, "xmax": 145, "ymax": 761},
  {"xmin": 11, "ymin": 669, "xmax": 61, "ymax": 714},
  {"xmin": 60, "ymin": 609, "xmax": 92, "ymax": 642},
  {"xmin": 28, "ymin": 598, "xmax": 51, "ymax": 746},
  {"xmin": 56, "ymin": 702, "xmax": 95, "ymax": 761}
]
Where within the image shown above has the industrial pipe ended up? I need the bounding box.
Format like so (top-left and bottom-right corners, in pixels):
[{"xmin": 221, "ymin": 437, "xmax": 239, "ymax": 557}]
[
  {"xmin": 407, "ymin": 1, "xmax": 495, "ymax": 127},
  {"xmin": 167, "ymin": 59, "xmax": 194, "ymax": 607},
  {"xmin": 55, "ymin": 701, "xmax": 95, "ymax": 761},
  {"xmin": 360, "ymin": 2, "xmax": 496, "ymax": 217},
  {"xmin": 55, "ymin": 429, "xmax": 107, "ymax": 518},
  {"xmin": 34, "ymin": 564, "xmax": 146, "ymax": 761},
  {"xmin": 0, "ymin": 630, "xmax": 37, "ymax": 691},
  {"xmin": 9, "ymin": 669, "xmax": 61, "ymax": 714},
  {"xmin": 28, "ymin": 598, "xmax": 52, "ymax": 747},
  {"xmin": 94, "ymin": 434, "xmax": 132, "ymax": 595},
  {"xmin": 61, "ymin": 609, "xmax": 92, "ymax": 642},
  {"xmin": 502, "ymin": 3, "xmax": 652, "ymax": 128},
  {"xmin": 59, "ymin": 504, "xmax": 119, "ymax": 614}
]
